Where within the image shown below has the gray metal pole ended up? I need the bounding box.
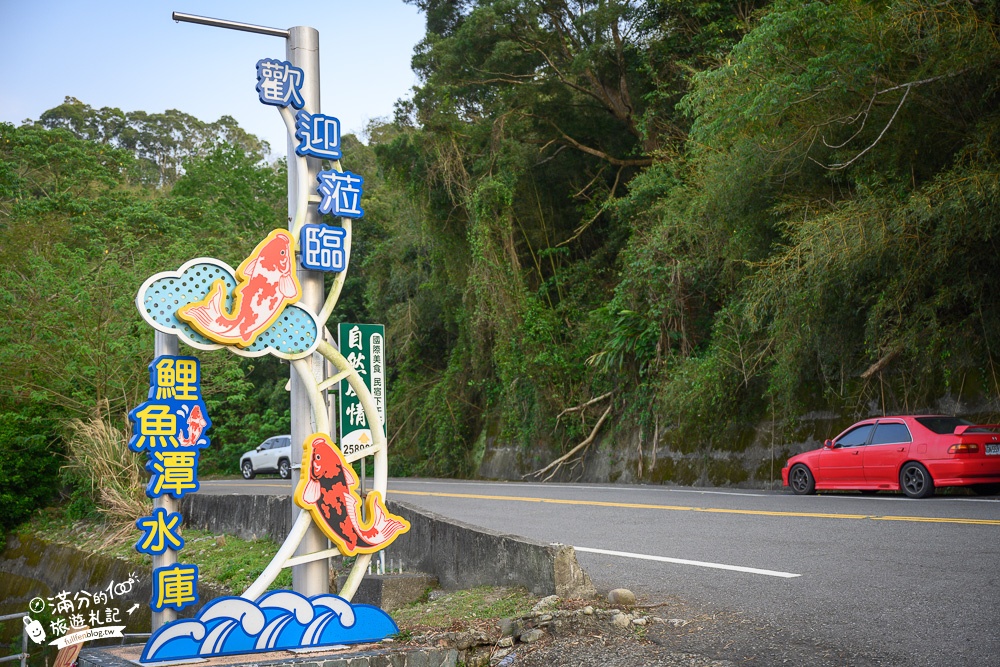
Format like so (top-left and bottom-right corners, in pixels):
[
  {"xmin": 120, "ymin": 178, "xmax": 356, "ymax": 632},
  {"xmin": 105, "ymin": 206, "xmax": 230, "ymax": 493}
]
[
  {"xmin": 152, "ymin": 331, "xmax": 179, "ymax": 631},
  {"xmin": 287, "ymin": 25, "xmax": 329, "ymax": 597}
]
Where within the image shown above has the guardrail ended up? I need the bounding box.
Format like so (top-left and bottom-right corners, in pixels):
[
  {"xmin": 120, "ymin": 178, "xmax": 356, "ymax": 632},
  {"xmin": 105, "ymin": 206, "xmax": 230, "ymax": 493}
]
[{"xmin": 0, "ymin": 613, "xmax": 28, "ymax": 667}]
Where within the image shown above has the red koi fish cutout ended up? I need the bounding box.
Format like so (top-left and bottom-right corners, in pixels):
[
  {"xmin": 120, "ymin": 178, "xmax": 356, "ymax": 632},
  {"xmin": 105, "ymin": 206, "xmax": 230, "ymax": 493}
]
[
  {"xmin": 178, "ymin": 405, "xmax": 207, "ymax": 447},
  {"xmin": 293, "ymin": 433, "xmax": 410, "ymax": 556},
  {"xmin": 177, "ymin": 229, "xmax": 301, "ymax": 347}
]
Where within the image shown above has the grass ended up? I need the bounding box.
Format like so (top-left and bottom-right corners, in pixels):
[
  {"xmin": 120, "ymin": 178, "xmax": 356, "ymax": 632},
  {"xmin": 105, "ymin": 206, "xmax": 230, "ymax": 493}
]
[
  {"xmin": 32, "ymin": 410, "xmax": 538, "ymax": 628},
  {"xmin": 392, "ymin": 586, "xmax": 537, "ymax": 631},
  {"xmin": 170, "ymin": 531, "xmax": 293, "ymax": 592},
  {"xmin": 26, "ymin": 409, "xmax": 539, "ymax": 632},
  {"xmin": 47, "ymin": 406, "xmax": 295, "ymax": 593},
  {"xmin": 64, "ymin": 404, "xmax": 150, "ymax": 523},
  {"xmin": 27, "ymin": 509, "xmax": 535, "ymax": 630},
  {"xmin": 28, "ymin": 510, "xmax": 291, "ymax": 594}
]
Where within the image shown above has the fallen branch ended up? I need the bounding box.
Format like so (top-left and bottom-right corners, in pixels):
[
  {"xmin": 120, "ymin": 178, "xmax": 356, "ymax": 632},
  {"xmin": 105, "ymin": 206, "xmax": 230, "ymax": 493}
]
[
  {"xmin": 528, "ymin": 402, "xmax": 613, "ymax": 482},
  {"xmin": 861, "ymin": 349, "xmax": 900, "ymax": 380},
  {"xmin": 555, "ymin": 391, "xmax": 613, "ymax": 428}
]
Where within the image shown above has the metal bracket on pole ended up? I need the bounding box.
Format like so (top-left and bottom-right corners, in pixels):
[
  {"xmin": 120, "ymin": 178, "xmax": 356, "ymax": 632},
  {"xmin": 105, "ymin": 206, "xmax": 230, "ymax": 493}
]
[{"xmin": 171, "ymin": 12, "xmax": 289, "ymax": 38}]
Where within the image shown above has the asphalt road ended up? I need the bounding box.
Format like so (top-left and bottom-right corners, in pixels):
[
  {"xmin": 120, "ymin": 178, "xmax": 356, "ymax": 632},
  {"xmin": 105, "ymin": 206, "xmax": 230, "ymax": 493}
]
[{"xmin": 200, "ymin": 478, "xmax": 1000, "ymax": 666}]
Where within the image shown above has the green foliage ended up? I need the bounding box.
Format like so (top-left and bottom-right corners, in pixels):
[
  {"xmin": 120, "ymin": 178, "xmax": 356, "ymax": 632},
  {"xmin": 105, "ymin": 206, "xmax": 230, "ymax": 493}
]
[
  {"xmin": 0, "ymin": 112, "xmax": 290, "ymax": 480},
  {"xmin": 38, "ymin": 97, "xmax": 269, "ymax": 186},
  {"xmin": 0, "ymin": 413, "xmax": 61, "ymax": 545},
  {"xmin": 369, "ymin": 0, "xmax": 1000, "ymax": 480},
  {"xmin": 392, "ymin": 586, "xmax": 537, "ymax": 630},
  {"xmin": 201, "ymin": 357, "xmax": 291, "ymax": 475},
  {"xmin": 30, "ymin": 515, "xmax": 293, "ymax": 594},
  {"xmin": 4, "ymin": 0, "xmax": 1000, "ymax": 492},
  {"xmin": 171, "ymin": 143, "xmax": 287, "ymax": 235},
  {"xmin": 372, "ymin": 0, "xmax": 753, "ymax": 471},
  {"xmin": 620, "ymin": 0, "xmax": 1000, "ymax": 447}
]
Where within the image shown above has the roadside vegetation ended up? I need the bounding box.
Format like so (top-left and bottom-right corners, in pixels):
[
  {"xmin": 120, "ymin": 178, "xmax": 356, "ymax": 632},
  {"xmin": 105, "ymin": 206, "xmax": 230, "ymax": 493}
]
[
  {"xmin": 2, "ymin": 1, "xmax": 1000, "ymax": 535},
  {"xmin": 393, "ymin": 586, "xmax": 538, "ymax": 631},
  {"xmin": 28, "ymin": 511, "xmax": 293, "ymax": 594}
]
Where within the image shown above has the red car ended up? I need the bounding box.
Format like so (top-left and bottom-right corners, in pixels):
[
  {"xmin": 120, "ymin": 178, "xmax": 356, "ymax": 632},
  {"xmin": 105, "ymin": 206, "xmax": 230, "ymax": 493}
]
[{"xmin": 782, "ymin": 415, "xmax": 1000, "ymax": 498}]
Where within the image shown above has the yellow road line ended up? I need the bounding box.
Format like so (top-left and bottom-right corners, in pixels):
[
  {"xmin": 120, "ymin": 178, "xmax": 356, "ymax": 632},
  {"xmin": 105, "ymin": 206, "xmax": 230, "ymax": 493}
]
[
  {"xmin": 388, "ymin": 489, "xmax": 1000, "ymax": 526},
  {"xmin": 872, "ymin": 515, "xmax": 1000, "ymax": 525}
]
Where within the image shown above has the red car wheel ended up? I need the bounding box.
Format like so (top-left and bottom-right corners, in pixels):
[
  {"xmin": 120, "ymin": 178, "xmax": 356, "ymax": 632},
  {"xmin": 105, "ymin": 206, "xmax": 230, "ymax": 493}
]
[
  {"xmin": 789, "ymin": 464, "xmax": 816, "ymax": 495},
  {"xmin": 900, "ymin": 462, "xmax": 934, "ymax": 498}
]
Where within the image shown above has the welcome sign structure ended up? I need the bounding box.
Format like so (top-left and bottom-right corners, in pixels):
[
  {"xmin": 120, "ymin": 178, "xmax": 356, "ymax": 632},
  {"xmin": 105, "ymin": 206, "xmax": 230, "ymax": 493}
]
[{"xmin": 129, "ymin": 14, "xmax": 408, "ymax": 663}]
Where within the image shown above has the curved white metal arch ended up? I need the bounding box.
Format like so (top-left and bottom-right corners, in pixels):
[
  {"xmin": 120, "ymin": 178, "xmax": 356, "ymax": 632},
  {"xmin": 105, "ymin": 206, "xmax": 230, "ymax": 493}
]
[{"xmin": 241, "ymin": 105, "xmax": 388, "ymax": 604}]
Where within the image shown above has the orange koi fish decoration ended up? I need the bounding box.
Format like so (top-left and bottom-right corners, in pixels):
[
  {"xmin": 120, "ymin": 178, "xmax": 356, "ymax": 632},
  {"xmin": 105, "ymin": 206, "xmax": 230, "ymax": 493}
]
[
  {"xmin": 294, "ymin": 434, "xmax": 410, "ymax": 556},
  {"xmin": 178, "ymin": 229, "xmax": 300, "ymax": 348}
]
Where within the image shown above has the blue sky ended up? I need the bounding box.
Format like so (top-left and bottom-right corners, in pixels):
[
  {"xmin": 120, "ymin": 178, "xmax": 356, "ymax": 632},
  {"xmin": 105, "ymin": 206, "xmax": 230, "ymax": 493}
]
[{"xmin": 0, "ymin": 1, "xmax": 425, "ymax": 152}]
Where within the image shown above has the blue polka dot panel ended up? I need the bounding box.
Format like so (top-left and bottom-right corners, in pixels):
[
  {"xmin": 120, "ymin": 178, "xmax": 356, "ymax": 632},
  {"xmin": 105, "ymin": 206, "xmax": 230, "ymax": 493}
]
[{"xmin": 137, "ymin": 257, "xmax": 320, "ymax": 360}]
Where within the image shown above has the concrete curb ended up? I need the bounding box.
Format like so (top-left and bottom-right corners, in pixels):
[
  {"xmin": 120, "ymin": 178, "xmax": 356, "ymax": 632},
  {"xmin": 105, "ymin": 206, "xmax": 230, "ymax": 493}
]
[
  {"xmin": 180, "ymin": 494, "xmax": 595, "ymax": 598},
  {"xmin": 78, "ymin": 643, "xmax": 458, "ymax": 667}
]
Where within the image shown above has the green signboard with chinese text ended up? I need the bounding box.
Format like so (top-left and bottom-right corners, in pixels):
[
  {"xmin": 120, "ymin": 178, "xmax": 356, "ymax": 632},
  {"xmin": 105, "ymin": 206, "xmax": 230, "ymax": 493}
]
[{"xmin": 338, "ymin": 323, "xmax": 386, "ymax": 461}]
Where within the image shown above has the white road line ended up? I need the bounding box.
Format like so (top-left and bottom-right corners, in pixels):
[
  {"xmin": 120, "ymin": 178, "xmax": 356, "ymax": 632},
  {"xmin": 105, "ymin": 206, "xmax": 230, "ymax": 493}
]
[
  {"xmin": 813, "ymin": 494, "xmax": 910, "ymax": 502},
  {"xmin": 573, "ymin": 546, "xmax": 802, "ymax": 579},
  {"xmin": 394, "ymin": 480, "xmax": 1000, "ymax": 504},
  {"xmin": 665, "ymin": 489, "xmax": 771, "ymax": 498}
]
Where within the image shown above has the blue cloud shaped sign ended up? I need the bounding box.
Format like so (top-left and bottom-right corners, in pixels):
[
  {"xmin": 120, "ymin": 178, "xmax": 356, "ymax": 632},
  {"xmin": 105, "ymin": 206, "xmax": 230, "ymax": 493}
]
[{"xmin": 136, "ymin": 258, "xmax": 321, "ymax": 360}]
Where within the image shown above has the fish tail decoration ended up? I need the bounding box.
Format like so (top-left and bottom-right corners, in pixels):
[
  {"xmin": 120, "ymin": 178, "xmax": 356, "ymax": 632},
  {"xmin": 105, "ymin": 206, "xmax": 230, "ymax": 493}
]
[
  {"xmin": 181, "ymin": 281, "xmax": 231, "ymax": 329},
  {"xmin": 347, "ymin": 491, "xmax": 407, "ymax": 545}
]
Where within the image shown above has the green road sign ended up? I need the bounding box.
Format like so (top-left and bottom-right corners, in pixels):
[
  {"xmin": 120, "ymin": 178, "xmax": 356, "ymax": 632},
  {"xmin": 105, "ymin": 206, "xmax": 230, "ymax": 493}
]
[{"xmin": 338, "ymin": 323, "xmax": 386, "ymax": 460}]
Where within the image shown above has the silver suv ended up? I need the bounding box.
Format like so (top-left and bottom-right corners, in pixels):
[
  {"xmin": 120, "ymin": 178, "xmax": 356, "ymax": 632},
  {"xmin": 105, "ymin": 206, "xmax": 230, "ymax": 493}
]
[{"xmin": 240, "ymin": 435, "xmax": 292, "ymax": 480}]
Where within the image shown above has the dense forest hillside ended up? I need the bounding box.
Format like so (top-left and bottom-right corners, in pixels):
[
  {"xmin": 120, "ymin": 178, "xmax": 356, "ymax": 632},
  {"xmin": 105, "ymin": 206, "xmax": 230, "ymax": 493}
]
[
  {"xmin": 2, "ymin": 1, "xmax": 999, "ymax": 526},
  {"xmin": 375, "ymin": 0, "xmax": 1000, "ymax": 481}
]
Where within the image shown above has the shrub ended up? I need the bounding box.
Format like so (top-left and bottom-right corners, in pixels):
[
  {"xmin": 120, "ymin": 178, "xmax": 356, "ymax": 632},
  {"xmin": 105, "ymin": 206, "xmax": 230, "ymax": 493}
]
[{"xmin": 0, "ymin": 413, "xmax": 62, "ymax": 546}]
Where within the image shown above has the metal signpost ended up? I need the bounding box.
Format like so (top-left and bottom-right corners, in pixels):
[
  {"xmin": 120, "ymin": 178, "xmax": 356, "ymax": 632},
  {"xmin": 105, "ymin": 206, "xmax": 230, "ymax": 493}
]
[
  {"xmin": 152, "ymin": 332, "xmax": 179, "ymax": 630},
  {"xmin": 117, "ymin": 12, "xmax": 408, "ymax": 662},
  {"xmin": 170, "ymin": 9, "xmax": 331, "ymax": 605},
  {"xmin": 282, "ymin": 21, "xmax": 330, "ymax": 604}
]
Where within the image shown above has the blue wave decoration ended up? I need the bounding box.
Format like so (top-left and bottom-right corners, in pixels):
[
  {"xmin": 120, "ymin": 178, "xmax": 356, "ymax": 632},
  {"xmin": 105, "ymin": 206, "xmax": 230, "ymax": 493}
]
[{"xmin": 140, "ymin": 591, "xmax": 398, "ymax": 662}]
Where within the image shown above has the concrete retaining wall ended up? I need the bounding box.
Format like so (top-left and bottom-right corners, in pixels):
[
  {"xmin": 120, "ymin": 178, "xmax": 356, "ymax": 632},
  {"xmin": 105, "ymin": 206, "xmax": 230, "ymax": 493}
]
[
  {"xmin": 181, "ymin": 494, "xmax": 594, "ymax": 598},
  {"xmin": 0, "ymin": 534, "xmax": 227, "ymax": 635},
  {"xmin": 180, "ymin": 492, "xmax": 291, "ymax": 542},
  {"xmin": 384, "ymin": 500, "xmax": 593, "ymax": 598}
]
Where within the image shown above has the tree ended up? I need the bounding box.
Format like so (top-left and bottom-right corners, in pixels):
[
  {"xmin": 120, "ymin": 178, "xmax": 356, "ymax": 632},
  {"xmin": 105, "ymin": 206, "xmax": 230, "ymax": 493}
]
[
  {"xmin": 374, "ymin": 0, "xmax": 1000, "ymax": 480},
  {"xmin": 0, "ymin": 114, "xmax": 291, "ymax": 478},
  {"xmin": 38, "ymin": 97, "xmax": 270, "ymax": 187},
  {"xmin": 369, "ymin": 0, "xmax": 762, "ymax": 474}
]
